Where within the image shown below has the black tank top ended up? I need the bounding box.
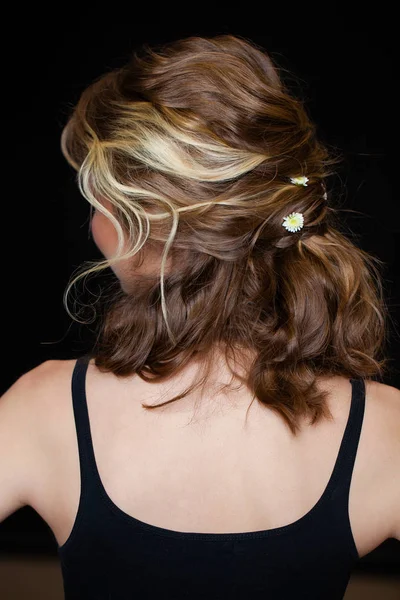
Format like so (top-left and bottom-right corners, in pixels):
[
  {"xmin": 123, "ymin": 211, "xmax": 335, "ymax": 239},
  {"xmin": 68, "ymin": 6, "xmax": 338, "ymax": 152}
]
[{"xmin": 57, "ymin": 355, "xmax": 365, "ymax": 599}]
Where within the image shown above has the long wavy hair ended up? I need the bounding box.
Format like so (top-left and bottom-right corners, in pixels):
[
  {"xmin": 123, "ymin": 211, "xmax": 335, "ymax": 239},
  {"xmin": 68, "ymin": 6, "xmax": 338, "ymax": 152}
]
[{"xmin": 61, "ymin": 35, "xmax": 390, "ymax": 435}]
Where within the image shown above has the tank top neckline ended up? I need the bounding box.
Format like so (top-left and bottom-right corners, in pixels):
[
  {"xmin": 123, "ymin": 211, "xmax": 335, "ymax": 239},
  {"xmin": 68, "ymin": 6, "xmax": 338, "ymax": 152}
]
[{"xmin": 61, "ymin": 355, "xmax": 365, "ymax": 544}]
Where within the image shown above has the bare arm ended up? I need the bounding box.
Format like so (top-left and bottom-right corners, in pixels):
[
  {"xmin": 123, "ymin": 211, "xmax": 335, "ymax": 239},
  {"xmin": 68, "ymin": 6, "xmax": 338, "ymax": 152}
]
[
  {"xmin": 0, "ymin": 361, "xmax": 55, "ymax": 524},
  {"xmin": 380, "ymin": 384, "xmax": 400, "ymax": 542}
]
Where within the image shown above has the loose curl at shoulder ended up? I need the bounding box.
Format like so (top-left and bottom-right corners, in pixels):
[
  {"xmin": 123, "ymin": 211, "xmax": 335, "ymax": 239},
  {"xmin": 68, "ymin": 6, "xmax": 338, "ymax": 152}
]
[{"xmin": 61, "ymin": 34, "xmax": 390, "ymax": 435}]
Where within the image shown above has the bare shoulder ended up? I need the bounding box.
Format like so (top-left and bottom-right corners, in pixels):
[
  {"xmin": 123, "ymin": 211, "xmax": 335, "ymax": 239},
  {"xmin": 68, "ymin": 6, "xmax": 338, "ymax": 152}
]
[
  {"xmin": 21, "ymin": 358, "xmax": 76, "ymax": 389},
  {"xmin": 19, "ymin": 358, "xmax": 78, "ymax": 429},
  {"xmin": 5, "ymin": 359, "xmax": 76, "ymax": 419},
  {"xmin": 0, "ymin": 359, "xmax": 78, "ymax": 521},
  {"xmin": 1, "ymin": 358, "xmax": 76, "ymax": 413},
  {"xmin": 363, "ymin": 379, "xmax": 400, "ymax": 542},
  {"xmin": 364, "ymin": 378, "xmax": 400, "ymax": 436}
]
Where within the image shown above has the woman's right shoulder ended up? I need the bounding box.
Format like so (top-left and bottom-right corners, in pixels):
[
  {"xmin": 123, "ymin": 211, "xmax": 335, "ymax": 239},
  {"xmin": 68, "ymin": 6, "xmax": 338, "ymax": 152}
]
[
  {"xmin": 362, "ymin": 379, "xmax": 400, "ymax": 542},
  {"xmin": 364, "ymin": 378, "xmax": 400, "ymax": 431}
]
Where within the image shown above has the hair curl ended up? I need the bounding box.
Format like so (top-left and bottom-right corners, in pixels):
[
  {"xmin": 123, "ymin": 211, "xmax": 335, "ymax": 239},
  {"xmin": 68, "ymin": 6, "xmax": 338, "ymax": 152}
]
[{"xmin": 61, "ymin": 35, "xmax": 390, "ymax": 435}]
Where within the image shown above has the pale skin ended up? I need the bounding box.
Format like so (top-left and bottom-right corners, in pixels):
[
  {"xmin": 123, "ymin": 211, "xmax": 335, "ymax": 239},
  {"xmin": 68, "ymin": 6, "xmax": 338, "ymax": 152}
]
[
  {"xmin": 90, "ymin": 198, "xmax": 138, "ymax": 288},
  {"xmin": 90, "ymin": 197, "xmax": 169, "ymax": 291},
  {"xmin": 0, "ymin": 201, "xmax": 399, "ymax": 559}
]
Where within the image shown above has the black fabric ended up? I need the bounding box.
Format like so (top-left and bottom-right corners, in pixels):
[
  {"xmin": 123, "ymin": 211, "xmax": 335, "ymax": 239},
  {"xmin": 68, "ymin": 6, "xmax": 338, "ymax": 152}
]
[{"xmin": 57, "ymin": 355, "xmax": 365, "ymax": 599}]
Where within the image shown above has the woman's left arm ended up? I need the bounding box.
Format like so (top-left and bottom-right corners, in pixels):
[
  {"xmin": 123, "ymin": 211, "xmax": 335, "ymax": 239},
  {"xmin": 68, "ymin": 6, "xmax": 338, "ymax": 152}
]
[{"xmin": 0, "ymin": 361, "xmax": 54, "ymax": 524}]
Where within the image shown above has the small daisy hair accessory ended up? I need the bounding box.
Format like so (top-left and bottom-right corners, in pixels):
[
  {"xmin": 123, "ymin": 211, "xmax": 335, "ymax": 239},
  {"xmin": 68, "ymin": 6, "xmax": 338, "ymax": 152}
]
[
  {"xmin": 290, "ymin": 175, "xmax": 309, "ymax": 186},
  {"xmin": 282, "ymin": 212, "xmax": 304, "ymax": 233}
]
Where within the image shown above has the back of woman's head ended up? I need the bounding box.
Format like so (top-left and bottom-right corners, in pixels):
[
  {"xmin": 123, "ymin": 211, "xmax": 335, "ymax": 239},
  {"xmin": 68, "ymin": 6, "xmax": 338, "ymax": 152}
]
[{"xmin": 62, "ymin": 35, "xmax": 390, "ymax": 435}]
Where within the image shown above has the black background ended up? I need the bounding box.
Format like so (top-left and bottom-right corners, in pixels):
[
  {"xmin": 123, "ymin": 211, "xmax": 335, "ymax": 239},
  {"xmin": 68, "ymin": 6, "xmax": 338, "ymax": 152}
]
[{"xmin": 0, "ymin": 8, "xmax": 398, "ymax": 574}]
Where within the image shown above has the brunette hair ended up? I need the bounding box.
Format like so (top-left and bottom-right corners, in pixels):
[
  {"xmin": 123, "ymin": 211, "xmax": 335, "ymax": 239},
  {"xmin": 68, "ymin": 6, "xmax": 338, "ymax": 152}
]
[{"xmin": 61, "ymin": 35, "xmax": 390, "ymax": 435}]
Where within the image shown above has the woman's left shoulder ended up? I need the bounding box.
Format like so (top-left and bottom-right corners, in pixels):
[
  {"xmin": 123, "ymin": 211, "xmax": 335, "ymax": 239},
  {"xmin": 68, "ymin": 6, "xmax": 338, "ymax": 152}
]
[
  {"xmin": 10, "ymin": 359, "xmax": 81, "ymax": 442},
  {"xmin": 19, "ymin": 359, "xmax": 78, "ymax": 402}
]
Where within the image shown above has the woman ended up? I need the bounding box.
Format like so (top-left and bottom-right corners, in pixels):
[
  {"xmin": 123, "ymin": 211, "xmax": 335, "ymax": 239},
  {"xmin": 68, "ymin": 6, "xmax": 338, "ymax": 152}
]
[{"xmin": 0, "ymin": 35, "xmax": 399, "ymax": 599}]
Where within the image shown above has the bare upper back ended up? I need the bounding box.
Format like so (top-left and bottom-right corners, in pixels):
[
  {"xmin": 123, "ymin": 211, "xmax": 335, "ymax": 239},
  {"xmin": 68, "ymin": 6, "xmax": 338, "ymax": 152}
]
[{"xmin": 26, "ymin": 358, "xmax": 400, "ymax": 559}]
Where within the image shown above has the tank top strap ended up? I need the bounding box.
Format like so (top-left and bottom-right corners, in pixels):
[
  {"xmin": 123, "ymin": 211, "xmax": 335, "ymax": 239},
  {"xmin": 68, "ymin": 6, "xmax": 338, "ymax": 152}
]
[
  {"xmin": 331, "ymin": 377, "xmax": 366, "ymax": 490},
  {"xmin": 327, "ymin": 376, "xmax": 366, "ymax": 553},
  {"xmin": 70, "ymin": 355, "xmax": 101, "ymax": 496}
]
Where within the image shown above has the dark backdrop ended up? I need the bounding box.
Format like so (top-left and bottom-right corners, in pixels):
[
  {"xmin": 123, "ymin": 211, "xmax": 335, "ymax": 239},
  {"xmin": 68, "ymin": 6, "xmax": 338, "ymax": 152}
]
[{"xmin": 0, "ymin": 9, "xmax": 398, "ymax": 575}]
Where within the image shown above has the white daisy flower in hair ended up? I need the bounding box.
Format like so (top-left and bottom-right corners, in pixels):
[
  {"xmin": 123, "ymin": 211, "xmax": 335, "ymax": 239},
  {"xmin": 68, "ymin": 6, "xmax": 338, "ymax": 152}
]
[
  {"xmin": 290, "ymin": 176, "xmax": 309, "ymax": 187},
  {"xmin": 282, "ymin": 212, "xmax": 304, "ymax": 233}
]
